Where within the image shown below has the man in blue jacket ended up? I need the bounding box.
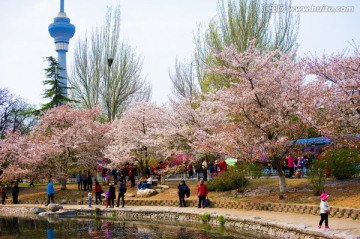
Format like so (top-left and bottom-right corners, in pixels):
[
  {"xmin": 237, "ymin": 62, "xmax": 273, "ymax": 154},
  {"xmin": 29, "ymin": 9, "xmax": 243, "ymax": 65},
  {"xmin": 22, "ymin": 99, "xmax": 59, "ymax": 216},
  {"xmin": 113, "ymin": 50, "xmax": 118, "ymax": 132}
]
[{"xmin": 46, "ymin": 180, "xmax": 55, "ymax": 206}]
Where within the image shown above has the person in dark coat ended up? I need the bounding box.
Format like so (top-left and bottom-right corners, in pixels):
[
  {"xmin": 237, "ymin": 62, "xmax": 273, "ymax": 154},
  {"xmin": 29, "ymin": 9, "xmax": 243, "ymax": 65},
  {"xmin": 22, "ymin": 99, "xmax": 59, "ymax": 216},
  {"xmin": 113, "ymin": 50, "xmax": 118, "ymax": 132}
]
[
  {"xmin": 178, "ymin": 180, "xmax": 190, "ymax": 207},
  {"xmin": 12, "ymin": 182, "xmax": 19, "ymax": 204},
  {"xmin": 1, "ymin": 184, "xmax": 7, "ymax": 205},
  {"xmin": 116, "ymin": 181, "xmax": 127, "ymax": 208},
  {"xmin": 108, "ymin": 183, "xmax": 116, "ymax": 208},
  {"xmin": 112, "ymin": 168, "xmax": 118, "ymax": 185}
]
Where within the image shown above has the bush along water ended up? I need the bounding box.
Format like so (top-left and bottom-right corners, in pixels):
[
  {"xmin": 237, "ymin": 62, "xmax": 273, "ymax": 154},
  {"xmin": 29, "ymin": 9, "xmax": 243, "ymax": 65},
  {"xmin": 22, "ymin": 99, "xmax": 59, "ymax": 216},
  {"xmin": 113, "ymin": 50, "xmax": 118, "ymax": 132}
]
[
  {"xmin": 207, "ymin": 168, "xmax": 249, "ymax": 191},
  {"xmin": 217, "ymin": 215, "xmax": 226, "ymax": 225},
  {"xmin": 200, "ymin": 212, "xmax": 211, "ymax": 223}
]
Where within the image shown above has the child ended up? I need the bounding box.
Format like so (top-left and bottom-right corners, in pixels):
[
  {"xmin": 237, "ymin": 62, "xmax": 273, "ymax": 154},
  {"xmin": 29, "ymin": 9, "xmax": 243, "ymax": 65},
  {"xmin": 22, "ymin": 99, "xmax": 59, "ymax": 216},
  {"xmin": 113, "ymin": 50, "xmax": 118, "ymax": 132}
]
[
  {"xmin": 318, "ymin": 193, "xmax": 331, "ymax": 229},
  {"xmin": 88, "ymin": 190, "xmax": 93, "ymax": 208}
]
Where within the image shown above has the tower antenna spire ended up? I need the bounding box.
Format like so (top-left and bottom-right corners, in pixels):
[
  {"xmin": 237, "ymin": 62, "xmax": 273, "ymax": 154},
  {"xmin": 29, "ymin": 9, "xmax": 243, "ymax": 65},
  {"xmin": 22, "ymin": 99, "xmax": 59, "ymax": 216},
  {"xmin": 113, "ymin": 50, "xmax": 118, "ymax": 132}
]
[{"xmin": 60, "ymin": 0, "xmax": 64, "ymax": 12}]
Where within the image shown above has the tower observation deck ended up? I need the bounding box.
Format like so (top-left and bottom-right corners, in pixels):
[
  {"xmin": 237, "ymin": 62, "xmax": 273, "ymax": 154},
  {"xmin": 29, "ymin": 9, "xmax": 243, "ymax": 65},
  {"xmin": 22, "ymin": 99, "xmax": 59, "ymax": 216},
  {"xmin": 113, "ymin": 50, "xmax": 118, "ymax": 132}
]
[{"xmin": 48, "ymin": 0, "xmax": 75, "ymax": 97}]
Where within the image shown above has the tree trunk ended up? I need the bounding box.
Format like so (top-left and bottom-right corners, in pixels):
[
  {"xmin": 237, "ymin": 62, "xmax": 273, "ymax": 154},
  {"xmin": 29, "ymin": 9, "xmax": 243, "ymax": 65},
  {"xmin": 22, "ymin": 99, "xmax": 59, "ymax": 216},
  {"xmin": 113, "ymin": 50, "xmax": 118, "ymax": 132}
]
[
  {"xmin": 276, "ymin": 158, "xmax": 286, "ymax": 193},
  {"xmin": 159, "ymin": 174, "xmax": 166, "ymax": 185},
  {"xmin": 59, "ymin": 178, "xmax": 67, "ymax": 190},
  {"xmin": 278, "ymin": 175, "xmax": 286, "ymax": 193}
]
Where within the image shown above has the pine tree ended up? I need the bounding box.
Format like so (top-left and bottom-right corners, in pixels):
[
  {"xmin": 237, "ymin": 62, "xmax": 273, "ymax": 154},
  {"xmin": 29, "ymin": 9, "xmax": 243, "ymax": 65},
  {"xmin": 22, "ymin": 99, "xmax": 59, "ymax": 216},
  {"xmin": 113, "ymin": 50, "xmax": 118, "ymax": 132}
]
[{"xmin": 40, "ymin": 56, "xmax": 73, "ymax": 112}]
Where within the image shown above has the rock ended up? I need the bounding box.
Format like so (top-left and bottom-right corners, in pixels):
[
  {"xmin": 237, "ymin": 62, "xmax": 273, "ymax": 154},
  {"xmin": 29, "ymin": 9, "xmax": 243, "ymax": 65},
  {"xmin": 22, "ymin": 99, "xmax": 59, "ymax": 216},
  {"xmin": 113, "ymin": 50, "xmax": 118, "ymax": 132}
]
[
  {"xmin": 136, "ymin": 189, "xmax": 158, "ymax": 197},
  {"xmin": 47, "ymin": 204, "xmax": 63, "ymax": 212},
  {"xmin": 157, "ymin": 185, "xmax": 169, "ymax": 189},
  {"xmin": 58, "ymin": 210, "xmax": 77, "ymax": 217},
  {"xmin": 29, "ymin": 207, "xmax": 46, "ymax": 214},
  {"xmin": 39, "ymin": 212, "xmax": 55, "ymax": 217},
  {"xmin": 60, "ymin": 200, "xmax": 67, "ymax": 204}
]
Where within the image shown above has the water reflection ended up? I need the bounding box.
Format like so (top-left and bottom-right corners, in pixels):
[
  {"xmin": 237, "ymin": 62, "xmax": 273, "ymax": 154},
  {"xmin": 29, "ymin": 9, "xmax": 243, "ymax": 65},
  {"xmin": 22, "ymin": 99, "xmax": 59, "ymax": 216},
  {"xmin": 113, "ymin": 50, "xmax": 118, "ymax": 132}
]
[
  {"xmin": 0, "ymin": 216, "xmax": 270, "ymax": 239},
  {"xmin": 46, "ymin": 223, "xmax": 55, "ymax": 239}
]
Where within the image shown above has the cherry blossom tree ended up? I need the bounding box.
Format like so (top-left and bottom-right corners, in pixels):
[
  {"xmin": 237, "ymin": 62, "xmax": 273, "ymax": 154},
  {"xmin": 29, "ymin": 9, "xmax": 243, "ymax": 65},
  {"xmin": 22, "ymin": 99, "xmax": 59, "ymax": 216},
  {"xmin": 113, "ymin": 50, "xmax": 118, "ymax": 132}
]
[
  {"xmin": 302, "ymin": 46, "xmax": 360, "ymax": 142},
  {"xmin": 104, "ymin": 102, "xmax": 179, "ymax": 176},
  {"xmin": 188, "ymin": 42, "xmax": 312, "ymax": 193},
  {"xmin": 27, "ymin": 105, "xmax": 111, "ymax": 189},
  {"xmin": 0, "ymin": 131, "xmax": 40, "ymax": 182}
]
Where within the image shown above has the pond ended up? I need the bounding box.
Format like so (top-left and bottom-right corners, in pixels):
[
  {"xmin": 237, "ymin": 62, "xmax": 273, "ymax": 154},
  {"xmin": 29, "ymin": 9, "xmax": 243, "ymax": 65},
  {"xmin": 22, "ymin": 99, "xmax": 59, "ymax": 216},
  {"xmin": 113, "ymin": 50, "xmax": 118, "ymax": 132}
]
[{"xmin": 0, "ymin": 216, "xmax": 272, "ymax": 239}]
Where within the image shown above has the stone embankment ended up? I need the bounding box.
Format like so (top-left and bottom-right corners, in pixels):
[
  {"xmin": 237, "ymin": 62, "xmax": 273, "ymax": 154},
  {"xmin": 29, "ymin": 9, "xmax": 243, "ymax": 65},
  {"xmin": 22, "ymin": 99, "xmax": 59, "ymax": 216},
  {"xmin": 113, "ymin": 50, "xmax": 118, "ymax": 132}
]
[{"xmin": 1, "ymin": 204, "xmax": 359, "ymax": 239}]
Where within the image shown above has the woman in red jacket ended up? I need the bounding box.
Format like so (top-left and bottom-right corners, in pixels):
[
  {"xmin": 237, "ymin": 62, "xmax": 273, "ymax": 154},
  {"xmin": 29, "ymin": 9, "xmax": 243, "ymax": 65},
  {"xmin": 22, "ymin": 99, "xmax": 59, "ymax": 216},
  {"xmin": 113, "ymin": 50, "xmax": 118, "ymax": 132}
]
[
  {"xmin": 197, "ymin": 180, "xmax": 208, "ymax": 208},
  {"xmin": 94, "ymin": 180, "xmax": 103, "ymax": 205}
]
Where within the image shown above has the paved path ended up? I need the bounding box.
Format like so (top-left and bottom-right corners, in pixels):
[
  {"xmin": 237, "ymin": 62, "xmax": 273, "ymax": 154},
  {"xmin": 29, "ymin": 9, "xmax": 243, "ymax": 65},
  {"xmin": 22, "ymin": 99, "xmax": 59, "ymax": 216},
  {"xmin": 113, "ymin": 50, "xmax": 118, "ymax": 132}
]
[{"xmin": 1, "ymin": 204, "xmax": 360, "ymax": 238}]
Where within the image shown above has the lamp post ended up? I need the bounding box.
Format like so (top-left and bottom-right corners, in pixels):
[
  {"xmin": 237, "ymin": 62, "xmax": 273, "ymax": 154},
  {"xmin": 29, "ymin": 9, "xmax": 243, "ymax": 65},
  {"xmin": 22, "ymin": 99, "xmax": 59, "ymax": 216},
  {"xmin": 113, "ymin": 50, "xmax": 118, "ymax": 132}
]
[{"xmin": 106, "ymin": 58, "xmax": 113, "ymax": 120}]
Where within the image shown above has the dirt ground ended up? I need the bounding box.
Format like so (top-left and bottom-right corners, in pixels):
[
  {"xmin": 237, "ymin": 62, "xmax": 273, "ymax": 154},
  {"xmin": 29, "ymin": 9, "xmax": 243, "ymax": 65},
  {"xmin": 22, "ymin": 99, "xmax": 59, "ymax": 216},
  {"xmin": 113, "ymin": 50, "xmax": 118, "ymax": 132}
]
[{"xmin": 15, "ymin": 176, "xmax": 360, "ymax": 208}]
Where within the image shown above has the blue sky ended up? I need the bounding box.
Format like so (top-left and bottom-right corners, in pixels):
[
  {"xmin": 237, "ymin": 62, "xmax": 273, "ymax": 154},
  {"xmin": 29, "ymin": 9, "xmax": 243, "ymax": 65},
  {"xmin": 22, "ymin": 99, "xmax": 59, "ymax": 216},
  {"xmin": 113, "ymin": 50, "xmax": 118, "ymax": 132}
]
[{"xmin": 0, "ymin": 0, "xmax": 359, "ymax": 107}]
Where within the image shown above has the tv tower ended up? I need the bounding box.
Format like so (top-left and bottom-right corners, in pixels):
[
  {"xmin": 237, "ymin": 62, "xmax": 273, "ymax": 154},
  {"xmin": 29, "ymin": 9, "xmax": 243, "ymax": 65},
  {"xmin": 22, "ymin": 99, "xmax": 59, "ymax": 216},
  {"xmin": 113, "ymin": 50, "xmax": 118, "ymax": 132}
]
[{"xmin": 48, "ymin": 0, "xmax": 75, "ymax": 97}]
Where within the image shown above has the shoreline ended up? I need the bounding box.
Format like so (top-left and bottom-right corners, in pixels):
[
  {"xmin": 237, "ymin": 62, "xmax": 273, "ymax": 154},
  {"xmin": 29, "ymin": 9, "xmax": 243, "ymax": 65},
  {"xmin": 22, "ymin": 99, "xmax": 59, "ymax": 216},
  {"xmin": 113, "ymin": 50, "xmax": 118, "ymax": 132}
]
[{"xmin": 1, "ymin": 204, "xmax": 359, "ymax": 239}]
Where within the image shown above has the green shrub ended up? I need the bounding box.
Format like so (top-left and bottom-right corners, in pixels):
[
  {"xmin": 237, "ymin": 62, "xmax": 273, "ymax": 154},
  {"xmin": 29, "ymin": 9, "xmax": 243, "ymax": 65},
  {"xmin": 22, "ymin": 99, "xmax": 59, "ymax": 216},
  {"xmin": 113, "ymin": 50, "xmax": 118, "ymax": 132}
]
[
  {"xmin": 248, "ymin": 163, "xmax": 263, "ymax": 178},
  {"xmin": 217, "ymin": 215, "xmax": 226, "ymax": 225},
  {"xmin": 200, "ymin": 212, "xmax": 211, "ymax": 223},
  {"xmin": 309, "ymin": 159, "xmax": 326, "ymax": 196},
  {"xmin": 322, "ymin": 148, "xmax": 360, "ymax": 180},
  {"xmin": 94, "ymin": 207, "xmax": 100, "ymax": 216},
  {"xmin": 207, "ymin": 168, "xmax": 248, "ymax": 191}
]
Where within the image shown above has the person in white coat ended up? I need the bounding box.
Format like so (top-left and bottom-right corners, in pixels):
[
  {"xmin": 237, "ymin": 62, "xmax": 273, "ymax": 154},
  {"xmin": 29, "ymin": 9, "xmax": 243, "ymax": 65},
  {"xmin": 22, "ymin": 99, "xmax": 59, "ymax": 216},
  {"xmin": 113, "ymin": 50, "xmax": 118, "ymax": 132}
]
[{"xmin": 318, "ymin": 193, "xmax": 331, "ymax": 229}]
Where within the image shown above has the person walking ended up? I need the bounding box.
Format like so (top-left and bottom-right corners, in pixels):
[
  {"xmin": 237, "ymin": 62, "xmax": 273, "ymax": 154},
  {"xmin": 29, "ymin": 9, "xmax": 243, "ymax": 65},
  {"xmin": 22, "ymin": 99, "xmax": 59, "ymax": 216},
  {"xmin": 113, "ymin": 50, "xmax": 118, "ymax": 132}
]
[
  {"xmin": 116, "ymin": 181, "xmax": 127, "ymax": 208},
  {"xmin": 197, "ymin": 180, "xmax": 208, "ymax": 208},
  {"xmin": 1, "ymin": 184, "xmax": 7, "ymax": 205},
  {"xmin": 287, "ymin": 155, "xmax": 295, "ymax": 178},
  {"xmin": 187, "ymin": 163, "xmax": 194, "ymax": 179},
  {"xmin": 112, "ymin": 168, "xmax": 118, "ymax": 185},
  {"xmin": 76, "ymin": 171, "xmax": 83, "ymax": 191},
  {"xmin": 201, "ymin": 159, "xmax": 208, "ymax": 181},
  {"xmin": 82, "ymin": 170, "xmax": 88, "ymax": 191},
  {"xmin": 109, "ymin": 183, "xmax": 116, "ymax": 208},
  {"xmin": 178, "ymin": 180, "xmax": 190, "ymax": 207},
  {"xmin": 88, "ymin": 189, "xmax": 93, "ymax": 208},
  {"xmin": 94, "ymin": 180, "xmax": 103, "ymax": 205},
  {"xmin": 88, "ymin": 170, "xmax": 93, "ymax": 190},
  {"xmin": 29, "ymin": 177, "xmax": 35, "ymax": 187},
  {"xmin": 45, "ymin": 180, "xmax": 55, "ymax": 206},
  {"xmin": 318, "ymin": 193, "xmax": 331, "ymax": 229},
  {"xmin": 12, "ymin": 182, "xmax": 19, "ymax": 204}
]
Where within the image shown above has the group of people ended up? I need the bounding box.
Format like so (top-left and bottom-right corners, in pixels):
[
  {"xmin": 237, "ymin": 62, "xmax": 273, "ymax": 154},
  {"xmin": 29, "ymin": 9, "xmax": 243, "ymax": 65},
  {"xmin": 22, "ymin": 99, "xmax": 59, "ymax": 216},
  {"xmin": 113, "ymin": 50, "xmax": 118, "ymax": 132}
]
[
  {"xmin": 0, "ymin": 182, "xmax": 19, "ymax": 205},
  {"xmin": 177, "ymin": 179, "xmax": 209, "ymax": 208},
  {"xmin": 283, "ymin": 155, "xmax": 310, "ymax": 178},
  {"xmin": 100, "ymin": 165, "xmax": 139, "ymax": 188},
  {"xmin": 76, "ymin": 170, "xmax": 94, "ymax": 191},
  {"xmin": 2, "ymin": 179, "xmax": 57, "ymax": 207},
  {"xmin": 3, "ymin": 170, "xmax": 333, "ymax": 231},
  {"xmin": 137, "ymin": 174, "xmax": 152, "ymax": 190},
  {"xmin": 187, "ymin": 158, "xmax": 228, "ymax": 181},
  {"xmin": 88, "ymin": 180, "xmax": 127, "ymax": 208}
]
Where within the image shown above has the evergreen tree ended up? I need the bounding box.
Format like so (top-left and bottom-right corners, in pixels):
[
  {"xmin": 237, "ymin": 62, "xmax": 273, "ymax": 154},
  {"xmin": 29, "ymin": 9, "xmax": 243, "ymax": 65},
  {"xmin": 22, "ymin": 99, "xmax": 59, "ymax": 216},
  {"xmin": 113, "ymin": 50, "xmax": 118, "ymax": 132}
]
[{"xmin": 40, "ymin": 56, "xmax": 73, "ymax": 112}]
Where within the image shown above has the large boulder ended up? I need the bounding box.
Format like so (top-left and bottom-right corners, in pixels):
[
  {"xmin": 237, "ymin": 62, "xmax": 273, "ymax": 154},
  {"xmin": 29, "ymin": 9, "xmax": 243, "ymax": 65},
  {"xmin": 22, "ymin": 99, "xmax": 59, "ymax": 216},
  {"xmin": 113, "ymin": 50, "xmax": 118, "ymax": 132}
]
[
  {"xmin": 47, "ymin": 204, "xmax": 63, "ymax": 212},
  {"xmin": 29, "ymin": 207, "xmax": 46, "ymax": 214},
  {"xmin": 136, "ymin": 189, "xmax": 158, "ymax": 197}
]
